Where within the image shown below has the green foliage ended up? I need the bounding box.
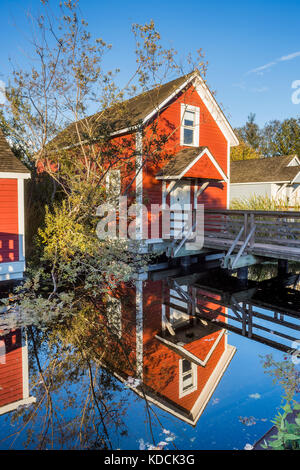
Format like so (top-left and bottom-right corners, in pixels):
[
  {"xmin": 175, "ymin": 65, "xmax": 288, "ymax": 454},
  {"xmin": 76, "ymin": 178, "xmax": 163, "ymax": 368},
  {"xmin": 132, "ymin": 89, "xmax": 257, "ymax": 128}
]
[
  {"xmin": 261, "ymin": 402, "xmax": 300, "ymax": 450},
  {"xmin": 260, "ymin": 354, "xmax": 300, "ymax": 450},
  {"xmin": 236, "ymin": 113, "xmax": 261, "ymax": 151},
  {"xmin": 261, "ymin": 355, "xmax": 300, "ymax": 401},
  {"xmin": 260, "ymin": 118, "xmax": 300, "ymax": 158},
  {"xmin": 235, "ymin": 115, "xmax": 300, "ymax": 158},
  {"xmin": 230, "ymin": 139, "xmax": 262, "ymax": 162},
  {"xmin": 230, "ymin": 194, "xmax": 300, "ymax": 211}
]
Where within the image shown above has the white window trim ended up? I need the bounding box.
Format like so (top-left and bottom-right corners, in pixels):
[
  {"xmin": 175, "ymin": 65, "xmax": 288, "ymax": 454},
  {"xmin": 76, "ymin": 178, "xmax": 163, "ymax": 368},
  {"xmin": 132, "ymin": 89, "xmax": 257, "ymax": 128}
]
[
  {"xmin": 179, "ymin": 358, "xmax": 197, "ymax": 398},
  {"xmin": 180, "ymin": 103, "xmax": 200, "ymax": 147},
  {"xmin": 0, "ymin": 172, "xmax": 30, "ymax": 179}
]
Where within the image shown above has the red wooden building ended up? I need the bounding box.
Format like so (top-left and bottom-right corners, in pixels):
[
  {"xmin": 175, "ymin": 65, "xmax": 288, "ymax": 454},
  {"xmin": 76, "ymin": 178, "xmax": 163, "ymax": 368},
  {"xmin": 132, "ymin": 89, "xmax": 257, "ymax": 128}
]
[
  {"xmin": 110, "ymin": 70, "xmax": 238, "ymax": 253},
  {"xmin": 53, "ymin": 70, "xmax": 239, "ymax": 256},
  {"xmin": 0, "ymin": 130, "xmax": 30, "ymax": 281},
  {"xmin": 0, "ymin": 328, "xmax": 36, "ymax": 415}
]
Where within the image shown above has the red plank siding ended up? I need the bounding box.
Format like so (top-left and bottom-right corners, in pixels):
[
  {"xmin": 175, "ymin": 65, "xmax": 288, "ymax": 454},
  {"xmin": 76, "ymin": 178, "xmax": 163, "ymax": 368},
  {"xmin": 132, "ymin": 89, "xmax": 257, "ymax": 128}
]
[
  {"xmin": 0, "ymin": 179, "xmax": 19, "ymax": 262},
  {"xmin": 0, "ymin": 330, "xmax": 23, "ymax": 407}
]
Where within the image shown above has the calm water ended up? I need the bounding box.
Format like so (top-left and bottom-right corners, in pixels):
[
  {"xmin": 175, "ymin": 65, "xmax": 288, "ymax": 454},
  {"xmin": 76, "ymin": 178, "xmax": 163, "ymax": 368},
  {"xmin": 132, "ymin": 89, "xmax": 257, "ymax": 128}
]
[{"xmin": 0, "ymin": 264, "xmax": 299, "ymax": 450}]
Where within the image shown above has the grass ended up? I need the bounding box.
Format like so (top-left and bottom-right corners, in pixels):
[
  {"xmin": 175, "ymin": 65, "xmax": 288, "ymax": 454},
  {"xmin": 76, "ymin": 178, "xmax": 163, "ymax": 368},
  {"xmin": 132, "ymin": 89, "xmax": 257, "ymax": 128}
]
[{"xmin": 230, "ymin": 195, "xmax": 300, "ymax": 211}]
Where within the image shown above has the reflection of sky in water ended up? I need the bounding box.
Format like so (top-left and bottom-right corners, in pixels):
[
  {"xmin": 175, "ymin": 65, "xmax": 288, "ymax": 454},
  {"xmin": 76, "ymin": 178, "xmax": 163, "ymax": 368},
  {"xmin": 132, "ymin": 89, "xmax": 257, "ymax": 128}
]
[
  {"xmin": 0, "ymin": 322, "xmax": 291, "ymax": 450},
  {"xmin": 0, "ymin": 271, "xmax": 298, "ymax": 450},
  {"xmin": 113, "ymin": 331, "xmax": 287, "ymax": 451}
]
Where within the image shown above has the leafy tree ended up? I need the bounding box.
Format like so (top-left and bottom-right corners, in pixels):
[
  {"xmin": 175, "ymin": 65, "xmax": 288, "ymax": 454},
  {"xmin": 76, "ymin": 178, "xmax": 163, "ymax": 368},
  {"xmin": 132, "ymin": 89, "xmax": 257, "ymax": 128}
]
[
  {"xmin": 230, "ymin": 138, "xmax": 262, "ymax": 161},
  {"xmin": 0, "ymin": 1, "xmax": 206, "ymax": 326},
  {"xmin": 236, "ymin": 113, "xmax": 261, "ymax": 150},
  {"xmin": 260, "ymin": 117, "xmax": 300, "ymax": 157}
]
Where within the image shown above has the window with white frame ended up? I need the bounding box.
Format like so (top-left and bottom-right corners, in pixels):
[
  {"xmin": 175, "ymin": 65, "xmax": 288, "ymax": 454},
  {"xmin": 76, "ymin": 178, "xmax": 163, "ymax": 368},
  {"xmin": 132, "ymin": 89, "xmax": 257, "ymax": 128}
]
[
  {"xmin": 180, "ymin": 104, "xmax": 200, "ymax": 147},
  {"xmin": 179, "ymin": 358, "xmax": 197, "ymax": 397}
]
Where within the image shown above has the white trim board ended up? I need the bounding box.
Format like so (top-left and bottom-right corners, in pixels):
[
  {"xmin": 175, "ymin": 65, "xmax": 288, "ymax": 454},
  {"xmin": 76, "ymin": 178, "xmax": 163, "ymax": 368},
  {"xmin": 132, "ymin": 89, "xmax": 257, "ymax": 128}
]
[
  {"xmin": 18, "ymin": 179, "xmax": 25, "ymax": 262},
  {"xmin": 180, "ymin": 103, "xmax": 200, "ymax": 147},
  {"xmin": 135, "ymin": 131, "xmax": 143, "ymax": 241},
  {"xmin": 0, "ymin": 261, "xmax": 25, "ymax": 281},
  {"xmin": 189, "ymin": 344, "xmax": 236, "ymax": 423},
  {"xmin": 0, "ymin": 397, "xmax": 36, "ymax": 416},
  {"xmin": 193, "ymin": 75, "xmax": 239, "ymax": 147},
  {"xmin": 0, "ymin": 173, "xmax": 30, "ymax": 179},
  {"xmin": 136, "ymin": 280, "xmax": 144, "ymax": 379},
  {"xmin": 155, "ymin": 329, "xmax": 225, "ymax": 367},
  {"xmin": 230, "ymin": 180, "xmax": 292, "ymax": 185}
]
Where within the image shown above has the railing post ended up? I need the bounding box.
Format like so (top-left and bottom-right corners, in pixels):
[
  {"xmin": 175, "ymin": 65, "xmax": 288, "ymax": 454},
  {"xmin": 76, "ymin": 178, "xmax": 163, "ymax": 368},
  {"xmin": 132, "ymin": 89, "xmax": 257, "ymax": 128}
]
[
  {"xmin": 249, "ymin": 213, "xmax": 255, "ymax": 248},
  {"xmin": 244, "ymin": 212, "xmax": 248, "ymax": 241}
]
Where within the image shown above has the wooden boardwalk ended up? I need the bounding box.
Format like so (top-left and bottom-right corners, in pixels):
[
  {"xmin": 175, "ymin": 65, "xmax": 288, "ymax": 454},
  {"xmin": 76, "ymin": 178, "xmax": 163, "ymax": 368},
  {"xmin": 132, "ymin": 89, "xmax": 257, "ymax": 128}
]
[
  {"xmin": 162, "ymin": 270, "xmax": 300, "ymax": 356},
  {"xmin": 202, "ymin": 209, "xmax": 300, "ymax": 268}
]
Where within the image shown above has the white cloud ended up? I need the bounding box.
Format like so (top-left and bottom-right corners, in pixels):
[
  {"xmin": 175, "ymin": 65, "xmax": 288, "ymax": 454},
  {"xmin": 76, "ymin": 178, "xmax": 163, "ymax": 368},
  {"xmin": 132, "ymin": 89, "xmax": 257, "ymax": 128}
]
[
  {"xmin": 249, "ymin": 393, "xmax": 261, "ymax": 399},
  {"xmin": 250, "ymin": 86, "xmax": 269, "ymax": 93},
  {"xmin": 279, "ymin": 51, "xmax": 300, "ymax": 61},
  {"xmin": 247, "ymin": 61, "xmax": 276, "ymax": 75},
  {"xmin": 247, "ymin": 50, "xmax": 300, "ymax": 75}
]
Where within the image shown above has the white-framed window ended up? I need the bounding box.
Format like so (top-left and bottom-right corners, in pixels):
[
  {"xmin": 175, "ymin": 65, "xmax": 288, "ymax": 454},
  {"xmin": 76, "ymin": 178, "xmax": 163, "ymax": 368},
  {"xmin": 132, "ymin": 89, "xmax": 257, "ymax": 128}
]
[
  {"xmin": 179, "ymin": 358, "xmax": 197, "ymax": 398},
  {"xmin": 180, "ymin": 104, "xmax": 200, "ymax": 147},
  {"xmin": 106, "ymin": 169, "xmax": 121, "ymax": 204}
]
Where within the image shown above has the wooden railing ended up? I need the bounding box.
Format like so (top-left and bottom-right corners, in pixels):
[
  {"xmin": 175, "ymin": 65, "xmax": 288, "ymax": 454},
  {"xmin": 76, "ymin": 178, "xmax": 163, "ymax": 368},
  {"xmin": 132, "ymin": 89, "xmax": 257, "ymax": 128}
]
[{"xmin": 204, "ymin": 209, "xmax": 300, "ymax": 248}]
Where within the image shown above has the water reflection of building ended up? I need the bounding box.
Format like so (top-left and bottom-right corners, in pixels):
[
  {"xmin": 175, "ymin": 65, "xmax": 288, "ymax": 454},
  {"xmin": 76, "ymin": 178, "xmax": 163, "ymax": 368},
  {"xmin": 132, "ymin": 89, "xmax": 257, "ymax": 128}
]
[
  {"xmin": 0, "ymin": 328, "xmax": 36, "ymax": 415},
  {"xmin": 104, "ymin": 271, "xmax": 236, "ymax": 426},
  {"xmin": 103, "ymin": 263, "xmax": 300, "ymax": 425}
]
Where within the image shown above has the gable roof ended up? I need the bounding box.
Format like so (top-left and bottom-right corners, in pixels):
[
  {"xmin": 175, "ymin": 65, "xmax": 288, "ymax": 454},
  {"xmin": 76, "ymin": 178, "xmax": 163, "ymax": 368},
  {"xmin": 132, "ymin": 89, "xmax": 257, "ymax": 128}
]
[
  {"xmin": 156, "ymin": 146, "xmax": 228, "ymax": 181},
  {"xmin": 231, "ymin": 155, "xmax": 300, "ymax": 184},
  {"xmin": 0, "ymin": 130, "xmax": 30, "ymax": 174},
  {"xmin": 49, "ymin": 73, "xmax": 194, "ymax": 149},
  {"xmin": 49, "ymin": 70, "xmax": 239, "ymax": 151}
]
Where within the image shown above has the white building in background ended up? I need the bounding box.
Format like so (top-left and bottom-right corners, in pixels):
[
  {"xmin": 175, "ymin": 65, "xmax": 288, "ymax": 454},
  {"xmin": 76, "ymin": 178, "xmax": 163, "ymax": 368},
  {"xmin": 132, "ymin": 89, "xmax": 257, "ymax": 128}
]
[{"xmin": 230, "ymin": 155, "xmax": 300, "ymax": 206}]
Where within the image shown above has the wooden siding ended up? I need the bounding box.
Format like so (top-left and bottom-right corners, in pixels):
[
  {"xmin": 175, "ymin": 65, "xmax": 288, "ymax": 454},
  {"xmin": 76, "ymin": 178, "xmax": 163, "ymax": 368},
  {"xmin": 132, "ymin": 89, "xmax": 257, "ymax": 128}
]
[
  {"xmin": 142, "ymin": 280, "xmax": 226, "ymax": 413},
  {"xmin": 0, "ymin": 330, "xmax": 23, "ymax": 407},
  {"xmin": 0, "ymin": 179, "xmax": 19, "ymax": 262},
  {"xmin": 140, "ymin": 83, "xmax": 229, "ymax": 239}
]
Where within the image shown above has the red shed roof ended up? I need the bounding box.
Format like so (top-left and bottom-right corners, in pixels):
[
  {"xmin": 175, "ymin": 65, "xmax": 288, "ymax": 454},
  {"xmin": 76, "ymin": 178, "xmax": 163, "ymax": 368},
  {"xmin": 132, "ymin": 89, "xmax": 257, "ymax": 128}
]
[{"xmin": 156, "ymin": 146, "xmax": 228, "ymax": 181}]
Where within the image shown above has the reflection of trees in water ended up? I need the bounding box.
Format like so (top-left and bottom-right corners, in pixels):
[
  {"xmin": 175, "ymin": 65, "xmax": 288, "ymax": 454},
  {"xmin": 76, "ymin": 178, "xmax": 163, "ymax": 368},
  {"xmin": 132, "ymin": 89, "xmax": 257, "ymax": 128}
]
[
  {"xmin": 249, "ymin": 262, "xmax": 300, "ymax": 284},
  {"xmin": 1, "ymin": 304, "xmax": 174, "ymax": 450}
]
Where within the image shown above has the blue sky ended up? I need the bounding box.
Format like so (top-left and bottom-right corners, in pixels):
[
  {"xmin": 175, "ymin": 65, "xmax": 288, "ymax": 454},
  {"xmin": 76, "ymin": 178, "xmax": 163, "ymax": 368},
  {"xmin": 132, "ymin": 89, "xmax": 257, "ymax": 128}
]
[{"xmin": 0, "ymin": 0, "xmax": 300, "ymax": 128}]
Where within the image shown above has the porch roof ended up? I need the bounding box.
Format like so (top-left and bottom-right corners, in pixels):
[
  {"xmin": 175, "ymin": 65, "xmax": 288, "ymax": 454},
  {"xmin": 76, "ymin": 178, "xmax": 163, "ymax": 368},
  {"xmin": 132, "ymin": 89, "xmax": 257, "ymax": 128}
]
[{"xmin": 156, "ymin": 146, "xmax": 228, "ymax": 182}]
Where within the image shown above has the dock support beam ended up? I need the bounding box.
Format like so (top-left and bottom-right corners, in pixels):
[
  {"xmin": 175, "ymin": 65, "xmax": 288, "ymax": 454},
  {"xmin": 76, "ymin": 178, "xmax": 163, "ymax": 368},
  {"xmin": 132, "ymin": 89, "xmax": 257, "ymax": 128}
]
[
  {"xmin": 237, "ymin": 266, "xmax": 248, "ymax": 286},
  {"xmin": 278, "ymin": 259, "xmax": 289, "ymax": 277},
  {"xmin": 180, "ymin": 256, "xmax": 192, "ymax": 268}
]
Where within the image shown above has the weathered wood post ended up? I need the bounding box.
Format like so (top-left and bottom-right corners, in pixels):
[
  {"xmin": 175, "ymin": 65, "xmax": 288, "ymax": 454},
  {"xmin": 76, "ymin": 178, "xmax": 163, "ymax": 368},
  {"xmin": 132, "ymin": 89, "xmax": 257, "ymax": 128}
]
[
  {"xmin": 278, "ymin": 259, "xmax": 288, "ymax": 277},
  {"xmin": 237, "ymin": 266, "xmax": 249, "ymax": 286}
]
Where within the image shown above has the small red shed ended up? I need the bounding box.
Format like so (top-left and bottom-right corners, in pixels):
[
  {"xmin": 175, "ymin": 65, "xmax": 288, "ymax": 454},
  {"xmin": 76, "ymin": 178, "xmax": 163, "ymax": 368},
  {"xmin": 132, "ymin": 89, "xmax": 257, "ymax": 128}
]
[
  {"xmin": 0, "ymin": 130, "xmax": 30, "ymax": 281},
  {"xmin": 51, "ymin": 70, "xmax": 239, "ymax": 256}
]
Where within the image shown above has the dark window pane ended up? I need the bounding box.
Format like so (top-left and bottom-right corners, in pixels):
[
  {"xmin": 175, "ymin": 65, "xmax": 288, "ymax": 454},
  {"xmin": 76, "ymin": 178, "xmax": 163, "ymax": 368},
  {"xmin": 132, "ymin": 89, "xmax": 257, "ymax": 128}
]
[
  {"xmin": 184, "ymin": 119, "xmax": 194, "ymax": 127},
  {"xmin": 182, "ymin": 359, "xmax": 192, "ymax": 373},
  {"xmin": 183, "ymin": 128, "xmax": 194, "ymax": 144}
]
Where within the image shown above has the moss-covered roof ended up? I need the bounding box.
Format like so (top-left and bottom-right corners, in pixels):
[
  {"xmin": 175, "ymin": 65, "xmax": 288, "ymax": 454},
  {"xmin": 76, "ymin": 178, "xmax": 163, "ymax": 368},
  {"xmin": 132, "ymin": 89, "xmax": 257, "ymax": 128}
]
[{"xmin": 230, "ymin": 155, "xmax": 300, "ymax": 183}]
